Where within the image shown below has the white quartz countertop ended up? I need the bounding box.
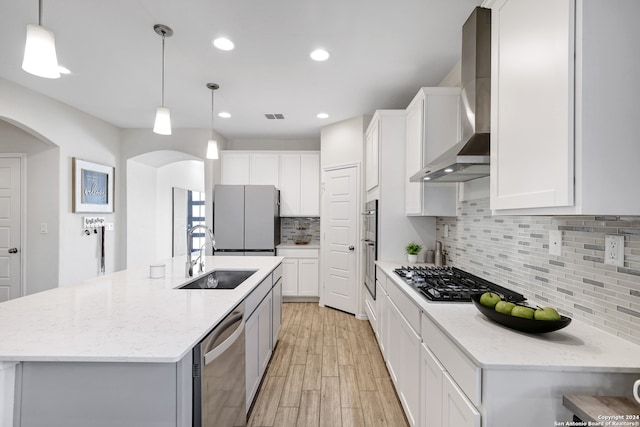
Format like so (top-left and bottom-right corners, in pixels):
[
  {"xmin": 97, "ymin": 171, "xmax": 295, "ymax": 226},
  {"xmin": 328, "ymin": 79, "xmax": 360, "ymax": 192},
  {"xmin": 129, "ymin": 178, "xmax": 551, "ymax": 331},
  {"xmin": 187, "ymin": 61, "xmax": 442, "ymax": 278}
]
[
  {"xmin": 0, "ymin": 256, "xmax": 283, "ymax": 363},
  {"xmin": 376, "ymin": 261, "xmax": 640, "ymax": 372}
]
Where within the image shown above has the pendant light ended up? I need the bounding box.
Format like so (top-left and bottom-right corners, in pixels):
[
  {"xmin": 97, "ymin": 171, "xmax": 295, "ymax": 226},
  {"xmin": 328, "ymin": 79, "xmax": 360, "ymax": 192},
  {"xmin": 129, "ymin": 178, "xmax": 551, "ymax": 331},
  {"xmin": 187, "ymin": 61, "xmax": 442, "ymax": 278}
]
[
  {"xmin": 206, "ymin": 83, "xmax": 220, "ymax": 159},
  {"xmin": 22, "ymin": 0, "xmax": 60, "ymax": 78},
  {"xmin": 153, "ymin": 24, "xmax": 173, "ymax": 135}
]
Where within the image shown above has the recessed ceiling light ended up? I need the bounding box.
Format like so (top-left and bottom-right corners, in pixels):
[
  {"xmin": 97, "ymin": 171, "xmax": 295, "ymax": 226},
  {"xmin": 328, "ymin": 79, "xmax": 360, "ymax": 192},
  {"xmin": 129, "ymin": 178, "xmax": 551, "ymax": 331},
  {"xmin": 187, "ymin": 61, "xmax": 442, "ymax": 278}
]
[
  {"xmin": 310, "ymin": 49, "xmax": 330, "ymax": 61},
  {"xmin": 317, "ymin": 113, "xmax": 329, "ymax": 119},
  {"xmin": 212, "ymin": 37, "xmax": 235, "ymax": 51},
  {"xmin": 444, "ymin": 168, "xmax": 454, "ymax": 173},
  {"xmin": 58, "ymin": 65, "xmax": 71, "ymax": 74},
  {"xmin": 218, "ymin": 112, "xmax": 231, "ymax": 118},
  {"xmin": 424, "ymin": 177, "xmax": 431, "ymax": 181}
]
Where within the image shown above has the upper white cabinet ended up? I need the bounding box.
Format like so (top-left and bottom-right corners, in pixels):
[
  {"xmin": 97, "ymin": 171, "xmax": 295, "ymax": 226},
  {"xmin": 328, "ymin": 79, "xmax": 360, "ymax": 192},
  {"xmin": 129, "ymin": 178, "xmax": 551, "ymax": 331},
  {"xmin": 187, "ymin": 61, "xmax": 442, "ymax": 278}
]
[
  {"xmin": 280, "ymin": 153, "xmax": 320, "ymax": 216},
  {"xmin": 220, "ymin": 151, "xmax": 279, "ymax": 186},
  {"xmin": 365, "ymin": 118, "xmax": 380, "ymax": 192},
  {"xmin": 221, "ymin": 151, "xmax": 320, "ymax": 216},
  {"xmin": 220, "ymin": 152, "xmax": 251, "ymax": 184},
  {"xmin": 405, "ymin": 88, "xmax": 461, "ymax": 216},
  {"xmin": 489, "ymin": 0, "xmax": 640, "ymax": 215},
  {"xmin": 250, "ymin": 153, "xmax": 280, "ymax": 187}
]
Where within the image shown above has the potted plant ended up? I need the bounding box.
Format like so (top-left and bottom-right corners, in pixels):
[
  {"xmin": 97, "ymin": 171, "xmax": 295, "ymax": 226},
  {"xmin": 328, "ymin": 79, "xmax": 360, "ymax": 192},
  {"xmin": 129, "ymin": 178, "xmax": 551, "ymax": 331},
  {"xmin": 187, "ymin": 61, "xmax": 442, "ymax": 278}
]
[{"xmin": 405, "ymin": 242, "xmax": 422, "ymax": 264}]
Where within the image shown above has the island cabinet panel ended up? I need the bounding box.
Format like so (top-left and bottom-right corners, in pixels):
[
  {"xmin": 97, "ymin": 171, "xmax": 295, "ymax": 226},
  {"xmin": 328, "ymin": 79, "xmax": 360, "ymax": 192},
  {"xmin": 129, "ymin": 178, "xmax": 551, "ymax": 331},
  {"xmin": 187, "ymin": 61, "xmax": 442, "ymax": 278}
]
[
  {"xmin": 18, "ymin": 357, "xmax": 192, "ymax": 427},
  {"xmin": 442, "ymin": 372, "xmax": 481, "ymax": 427}
]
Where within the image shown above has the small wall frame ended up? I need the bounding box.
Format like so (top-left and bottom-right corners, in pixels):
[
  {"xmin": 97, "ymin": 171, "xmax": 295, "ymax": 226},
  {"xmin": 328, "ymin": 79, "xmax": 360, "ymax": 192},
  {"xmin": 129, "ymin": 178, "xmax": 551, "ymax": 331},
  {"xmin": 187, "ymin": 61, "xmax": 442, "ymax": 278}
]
[{"xmin": 72, "ymin": 158, "xmax": 114, "ymax": 213}]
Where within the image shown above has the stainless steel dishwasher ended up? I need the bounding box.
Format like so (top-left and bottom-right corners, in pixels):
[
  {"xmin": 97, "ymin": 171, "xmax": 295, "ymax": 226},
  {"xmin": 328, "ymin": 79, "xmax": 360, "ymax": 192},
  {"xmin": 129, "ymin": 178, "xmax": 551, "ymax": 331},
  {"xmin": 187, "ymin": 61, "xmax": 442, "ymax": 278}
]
[{"xmin": 193, "ymin": 302, "xmax": 246, "ymax": 427}]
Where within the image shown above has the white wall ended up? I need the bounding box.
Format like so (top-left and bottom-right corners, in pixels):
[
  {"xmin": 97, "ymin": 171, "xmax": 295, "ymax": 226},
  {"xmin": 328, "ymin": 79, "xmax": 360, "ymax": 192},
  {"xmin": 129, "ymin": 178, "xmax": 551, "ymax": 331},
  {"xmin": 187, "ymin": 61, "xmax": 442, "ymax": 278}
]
[
  {"xmin": 0, "ymin": 120, "xmax": 60, "ymax": 295},
  {"xmin": 0, "ymin": 79, "xmax": 122, "ymax": 288},
  {"xmin": 320, "ymin": 116, "xmax": 366, "ymax": 168},
  {"xmin": 126, "ymin": 160, "xmax": 157, "ymax": 268},
  {"xmin": 228, "ymin": 138, "xmax": 320, "ymax": 151}
]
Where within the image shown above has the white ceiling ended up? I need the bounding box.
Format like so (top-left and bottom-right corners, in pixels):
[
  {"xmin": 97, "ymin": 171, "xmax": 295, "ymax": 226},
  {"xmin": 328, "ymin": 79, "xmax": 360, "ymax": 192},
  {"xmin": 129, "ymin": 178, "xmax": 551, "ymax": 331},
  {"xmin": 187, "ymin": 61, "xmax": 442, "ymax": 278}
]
[{"xmin": 0, "ymin": 0, "xmax": 482, "ymax": 140}]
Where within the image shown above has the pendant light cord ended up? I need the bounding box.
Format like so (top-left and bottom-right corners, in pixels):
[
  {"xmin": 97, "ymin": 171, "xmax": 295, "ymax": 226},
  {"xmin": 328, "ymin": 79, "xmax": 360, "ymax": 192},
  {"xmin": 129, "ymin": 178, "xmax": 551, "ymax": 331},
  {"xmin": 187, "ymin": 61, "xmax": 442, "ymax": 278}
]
[
  {"xmin": 210, "ymin": 88, "xmax": 215, "ymax": 140},
  {"xmin": 161, "ymin": 33, "xmax": 166, "ymax": 107},
  {"xmin": 38, "ymin": 0, "xmax": 43, "ymax": 25}
]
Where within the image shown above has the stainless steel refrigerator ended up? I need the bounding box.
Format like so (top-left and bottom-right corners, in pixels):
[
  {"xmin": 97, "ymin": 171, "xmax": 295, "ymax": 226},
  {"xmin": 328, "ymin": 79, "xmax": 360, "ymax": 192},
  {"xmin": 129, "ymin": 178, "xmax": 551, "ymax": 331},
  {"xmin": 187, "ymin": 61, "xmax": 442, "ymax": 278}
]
[{"xmin": 213, "ymin": 185, "xmax": 281, "ymax": 256}]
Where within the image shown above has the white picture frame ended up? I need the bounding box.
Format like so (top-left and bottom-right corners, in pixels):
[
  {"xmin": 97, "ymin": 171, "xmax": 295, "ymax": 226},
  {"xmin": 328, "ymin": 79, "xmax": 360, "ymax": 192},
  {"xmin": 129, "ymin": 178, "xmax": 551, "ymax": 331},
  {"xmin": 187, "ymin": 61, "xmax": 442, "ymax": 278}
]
[{"xmin": 72, "ymin": 158, "xmax": 114, "ymax": 213}]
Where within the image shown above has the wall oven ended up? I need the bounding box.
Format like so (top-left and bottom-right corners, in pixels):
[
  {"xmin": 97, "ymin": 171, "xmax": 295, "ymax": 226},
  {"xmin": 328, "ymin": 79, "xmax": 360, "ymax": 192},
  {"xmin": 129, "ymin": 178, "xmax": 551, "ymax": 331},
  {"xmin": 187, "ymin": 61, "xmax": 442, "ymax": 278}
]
[{"xmin": 362, "ymin": 199, "xmax": 378, "ymax": 299}]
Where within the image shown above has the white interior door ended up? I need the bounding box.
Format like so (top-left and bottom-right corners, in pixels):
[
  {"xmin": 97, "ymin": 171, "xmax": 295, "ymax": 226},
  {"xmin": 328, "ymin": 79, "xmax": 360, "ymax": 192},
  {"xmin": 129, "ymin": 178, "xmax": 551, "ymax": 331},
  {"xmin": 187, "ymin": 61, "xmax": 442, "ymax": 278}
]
[
  {"xmin": 0, "ymin": 157, "xmax": 22, "ymax": 302},
  {"xmin": 322, "ymin": 165, "xmax": 358, "ymax": 314}
]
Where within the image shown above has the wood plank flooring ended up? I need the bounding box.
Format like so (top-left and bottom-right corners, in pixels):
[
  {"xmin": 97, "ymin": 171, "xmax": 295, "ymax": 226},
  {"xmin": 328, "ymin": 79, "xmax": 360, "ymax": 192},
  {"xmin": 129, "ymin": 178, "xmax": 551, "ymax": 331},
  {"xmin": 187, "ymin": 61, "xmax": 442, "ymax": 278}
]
[{"xmin": 248, "ymin": 303, "xmax": 409, "ymax": 427}]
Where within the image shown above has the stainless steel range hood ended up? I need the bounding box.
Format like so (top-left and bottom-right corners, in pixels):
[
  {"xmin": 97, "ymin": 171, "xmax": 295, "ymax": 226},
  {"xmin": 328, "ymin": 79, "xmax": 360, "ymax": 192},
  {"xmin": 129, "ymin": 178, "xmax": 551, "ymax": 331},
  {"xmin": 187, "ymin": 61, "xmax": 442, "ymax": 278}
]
[{"xmin": 410, "ymin": 7, "xmax": 491, "ymax": 183}]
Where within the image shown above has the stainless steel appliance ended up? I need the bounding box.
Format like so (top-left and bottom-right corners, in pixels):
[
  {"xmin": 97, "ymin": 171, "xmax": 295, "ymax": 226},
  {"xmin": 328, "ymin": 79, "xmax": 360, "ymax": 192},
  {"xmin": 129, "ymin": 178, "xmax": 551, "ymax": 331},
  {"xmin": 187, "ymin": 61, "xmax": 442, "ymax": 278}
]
[
  {"xmin": 193, "ymin": 302, "xmax": 246, "ymax": 427},
  {"xmin": 393, "ymin": 266, "xmax": 524, "ymax": 303},
  {"xmin": 410, "ymin": 7, "xmax": 492, "ymax": 183},
  {"xmin": 213, "ymin": 185, "xmax": 281, "ymax": 256},
  {"xmin": 362, "ymin": 200, "xmax": 378, "ymax": 299}
]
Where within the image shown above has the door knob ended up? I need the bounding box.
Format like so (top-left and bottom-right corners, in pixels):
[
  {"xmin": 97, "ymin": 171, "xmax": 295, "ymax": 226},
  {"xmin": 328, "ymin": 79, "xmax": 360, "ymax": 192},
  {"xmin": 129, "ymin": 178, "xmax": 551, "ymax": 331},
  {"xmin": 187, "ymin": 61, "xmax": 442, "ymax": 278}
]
[
  {"xmin": 348, "ymin": 245, "xmax": 355, "ymax": 251},
  {"xmin": 8, "ymin": 248, "xmax": 18, "ymax": 254}
]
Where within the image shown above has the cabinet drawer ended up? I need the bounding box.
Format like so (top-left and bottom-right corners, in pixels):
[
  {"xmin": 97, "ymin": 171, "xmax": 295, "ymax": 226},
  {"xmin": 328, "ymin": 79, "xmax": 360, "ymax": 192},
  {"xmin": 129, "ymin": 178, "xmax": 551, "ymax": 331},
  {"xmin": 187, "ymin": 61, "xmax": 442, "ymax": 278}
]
[
  {"xmin": 421, "ymin": 313, "xmax": 480, "ymax": 406},
  {"xmin": 245, "ymin": 274, "xmax": 272, "ymax": 318},
  {"xmin": 277, "ymin": 248, "xmax": 319, "ymax": 258},
  {"xmin": 387, "ymin": 280, "xmax": 420, "ymax": 335}
]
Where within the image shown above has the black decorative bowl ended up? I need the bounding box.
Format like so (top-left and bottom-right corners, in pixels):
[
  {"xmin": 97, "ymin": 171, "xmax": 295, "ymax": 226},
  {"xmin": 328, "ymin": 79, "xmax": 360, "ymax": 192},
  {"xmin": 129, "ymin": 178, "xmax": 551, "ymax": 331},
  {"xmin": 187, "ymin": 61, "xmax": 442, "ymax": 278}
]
[{"xmin": 471, "ymin": 294, "xmax": 571, "ymax": 333}]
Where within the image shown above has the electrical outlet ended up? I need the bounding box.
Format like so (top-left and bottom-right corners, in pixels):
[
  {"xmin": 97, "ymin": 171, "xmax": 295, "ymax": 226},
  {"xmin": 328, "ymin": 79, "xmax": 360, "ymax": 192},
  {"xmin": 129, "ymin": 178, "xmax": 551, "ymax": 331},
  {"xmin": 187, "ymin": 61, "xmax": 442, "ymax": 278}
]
[
  {"xmin": 106, "ymin": 223, "xmax": 114, "ymax": 231},
  {"xmin": 605, "ymin": 235, "xmax": 624, "ymax": 267},
  {"xmin": 444, "ymin": 224, "xmax": 449, "ymax": 238},
  {"xmin": 549, "ymin": 230, "xmax": 562, "ymax": 256}
]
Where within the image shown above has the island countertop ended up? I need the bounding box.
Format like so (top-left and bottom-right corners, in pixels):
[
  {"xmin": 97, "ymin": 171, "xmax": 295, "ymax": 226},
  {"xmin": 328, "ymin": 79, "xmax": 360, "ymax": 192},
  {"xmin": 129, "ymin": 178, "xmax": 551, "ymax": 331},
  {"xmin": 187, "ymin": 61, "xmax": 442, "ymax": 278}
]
[{"xmin": 0, "ymin": 256, "xmax": 283, "ymax": 363}]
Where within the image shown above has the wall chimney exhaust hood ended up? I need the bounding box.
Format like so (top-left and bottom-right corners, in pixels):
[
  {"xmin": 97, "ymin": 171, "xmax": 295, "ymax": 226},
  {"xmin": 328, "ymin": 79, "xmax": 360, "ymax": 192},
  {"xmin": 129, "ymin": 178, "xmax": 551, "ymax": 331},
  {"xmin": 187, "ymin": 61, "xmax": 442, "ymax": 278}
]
[{"xmin": 410, "ymin": 7, "xmax": 491, "ymax": 183}]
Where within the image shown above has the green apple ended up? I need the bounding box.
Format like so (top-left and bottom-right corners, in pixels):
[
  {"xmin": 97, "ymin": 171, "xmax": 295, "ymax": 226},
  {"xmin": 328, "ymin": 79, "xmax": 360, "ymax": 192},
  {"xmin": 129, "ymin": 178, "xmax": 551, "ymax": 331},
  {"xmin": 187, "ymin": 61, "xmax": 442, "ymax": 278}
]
[
  {"xmin": 495, "ymin": 301, "xmax": 515, "ymax": 315},
  {"xmin": 534, "ymin": 307, "xmax": 561, "ymax": 321},
  {"xmin": 511, "ymin": 305, "xmax": 535, "ymax": 319},
  {"xmin": 480, "ymin": 292, "xmax": 501, "ymax": 309}
]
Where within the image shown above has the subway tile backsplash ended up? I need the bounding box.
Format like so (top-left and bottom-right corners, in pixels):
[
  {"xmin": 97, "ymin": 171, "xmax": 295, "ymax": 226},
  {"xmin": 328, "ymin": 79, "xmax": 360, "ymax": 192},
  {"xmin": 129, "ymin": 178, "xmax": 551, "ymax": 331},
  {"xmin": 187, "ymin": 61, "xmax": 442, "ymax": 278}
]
[
  {"xmin": 437, "ymin": 198, "xmax": 640, "ymax": 345},
  {"xmin": 281, "ymin": 217, "xmax": 321, "ymax": 245}
]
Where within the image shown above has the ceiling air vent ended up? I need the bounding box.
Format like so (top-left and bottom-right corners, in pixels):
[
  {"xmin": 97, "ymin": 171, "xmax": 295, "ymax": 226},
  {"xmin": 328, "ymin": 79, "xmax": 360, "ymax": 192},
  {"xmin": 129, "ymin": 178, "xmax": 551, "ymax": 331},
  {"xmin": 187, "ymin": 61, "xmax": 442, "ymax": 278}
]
[{"xmin": 264, "ymin": 113, "xmax": 285, "ymax": 120}]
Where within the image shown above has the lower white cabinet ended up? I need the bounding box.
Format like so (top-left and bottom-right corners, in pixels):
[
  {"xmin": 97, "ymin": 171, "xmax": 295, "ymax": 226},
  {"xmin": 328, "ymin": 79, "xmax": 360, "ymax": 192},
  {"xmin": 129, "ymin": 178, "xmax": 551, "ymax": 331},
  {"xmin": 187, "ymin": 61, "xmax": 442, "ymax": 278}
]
[
  {"xmin": 442, "ymin": 372, "xmax": 481, "ymax": 427},
  {"xmin": 421, "ymin": 343, "xmax": 443, "ymax": 427},
  {"xmin": 277, "ymin": 248, "xmax": 319, "ymax": 298},
  {"xmin": 246, "ymin": 289, "xmax": 273, "ymax": 412},
  {"xmin": 386, "ymin": 294, "xmax": 421, "ymax": 427},
  {"xmin": 376, "ymin": 280, "xmax": 389, "ymax": 360}
]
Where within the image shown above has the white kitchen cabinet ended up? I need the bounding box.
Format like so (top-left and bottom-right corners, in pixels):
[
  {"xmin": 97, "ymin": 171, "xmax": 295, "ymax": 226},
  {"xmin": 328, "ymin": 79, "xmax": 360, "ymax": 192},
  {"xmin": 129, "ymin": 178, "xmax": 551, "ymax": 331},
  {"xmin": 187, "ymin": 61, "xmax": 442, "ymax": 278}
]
[
  {"xmin": 220, "ymin": 151, "xmax": 250, "ymax": 185},
  {"xmin": 277, "ymin": 248, "xmax": 319, "ymax": 299},
  {"xmin": 405, "ymin": 87, "xmax": 461, "ymax": 216},
  {"xmin": 245, "ymin": 290, "xmax": 273, "ymax": 411},
  {"xmin": 386, "ymin": 289, "xmax": 421, "ymax": 427},
  {"xmin": 421, "ymin": 343, "xmax": 443, "ymax": 427},
  {"xmin": 250, "ymin": 153, "xmax": 279, "ymax": 187},
  {"xmin": 299, "ymin": 154, "xmax": 320, "ymax": 215},
  {"xmin": 220, "ymin": 151, "xmax": 279, "ymax": 186},
  {"xmin": 489, "ymin": 0, "xmax": 640, "ymax": 215},
  {"xmin": 365, "ymin": 118, "xmax": 380, "ymax": 192},
  {"xmin": 279, "ymin": 152, "xmax": 320, "ymax": 216},
  {"xmin": 442, "ymin": 372, "xmax": 481, "ymax": 427},
  {"xmin": 375, "ymin": 273, "xmax": 389, "ymax": 360},
  {"xmin": 364, "ymin": 285, "xmax": 377, "ymax": 335}
]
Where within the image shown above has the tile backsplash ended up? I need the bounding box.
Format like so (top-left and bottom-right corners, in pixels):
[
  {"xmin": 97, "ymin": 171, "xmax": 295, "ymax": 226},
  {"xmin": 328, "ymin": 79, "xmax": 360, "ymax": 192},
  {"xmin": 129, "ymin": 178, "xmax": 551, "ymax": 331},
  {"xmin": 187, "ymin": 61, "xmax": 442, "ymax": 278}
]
[
  {"xmin": 281, "ymin": 217, "xmax": 320, "ymax": 245},
  {"xmin": 437, "ymin": 198, "xmax": 640, "ymax": 345}
]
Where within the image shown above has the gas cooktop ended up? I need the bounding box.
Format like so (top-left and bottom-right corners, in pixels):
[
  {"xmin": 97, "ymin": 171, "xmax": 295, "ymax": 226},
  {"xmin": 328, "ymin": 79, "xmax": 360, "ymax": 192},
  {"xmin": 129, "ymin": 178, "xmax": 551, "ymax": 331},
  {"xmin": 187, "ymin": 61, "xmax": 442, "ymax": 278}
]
[{"xmin": 393, "ymin": 266, "xmax": 525, "ymax": 303}]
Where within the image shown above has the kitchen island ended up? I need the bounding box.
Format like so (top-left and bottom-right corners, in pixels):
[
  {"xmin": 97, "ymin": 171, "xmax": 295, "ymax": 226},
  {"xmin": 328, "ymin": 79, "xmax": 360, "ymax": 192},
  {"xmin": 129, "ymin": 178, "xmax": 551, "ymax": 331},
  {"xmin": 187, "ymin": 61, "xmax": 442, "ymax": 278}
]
[
  {"xmin": 375, "ymin": 261, "xmax": 640, "ymax": 427},
  {"xmin": 0, "ymin": 255, "xmax": 283, "ymax": 427}
]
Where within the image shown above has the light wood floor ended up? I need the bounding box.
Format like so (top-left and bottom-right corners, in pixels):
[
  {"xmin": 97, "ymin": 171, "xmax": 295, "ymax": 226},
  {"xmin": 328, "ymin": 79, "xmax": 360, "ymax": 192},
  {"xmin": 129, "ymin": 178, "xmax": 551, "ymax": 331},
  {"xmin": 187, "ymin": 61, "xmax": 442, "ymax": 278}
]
[{"xmin": 247, "ymin": 302, "xmax": 409, "ymax": 427}]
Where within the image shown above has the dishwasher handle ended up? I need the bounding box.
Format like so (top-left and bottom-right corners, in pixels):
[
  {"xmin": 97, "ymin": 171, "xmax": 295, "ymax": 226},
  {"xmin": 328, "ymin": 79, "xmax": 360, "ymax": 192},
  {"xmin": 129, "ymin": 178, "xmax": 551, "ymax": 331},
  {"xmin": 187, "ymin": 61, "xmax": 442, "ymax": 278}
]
[{"xmin": 203, "ymin": 312, "xmax": 244, "ymax": 366}]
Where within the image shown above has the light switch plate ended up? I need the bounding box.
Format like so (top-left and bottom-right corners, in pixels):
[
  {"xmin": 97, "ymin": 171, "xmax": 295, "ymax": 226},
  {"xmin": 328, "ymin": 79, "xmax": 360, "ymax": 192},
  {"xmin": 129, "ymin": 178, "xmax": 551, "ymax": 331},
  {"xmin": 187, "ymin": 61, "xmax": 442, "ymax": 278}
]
[{"xmin": 549, "ymin": 230, "xmax": 562, "ymax": 256}]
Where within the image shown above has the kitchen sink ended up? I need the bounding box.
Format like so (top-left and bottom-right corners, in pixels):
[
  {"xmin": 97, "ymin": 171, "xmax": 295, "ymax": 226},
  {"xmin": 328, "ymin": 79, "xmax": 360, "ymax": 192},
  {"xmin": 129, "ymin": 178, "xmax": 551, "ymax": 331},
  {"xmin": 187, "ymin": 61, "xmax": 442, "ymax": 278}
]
[{"xmin": 179, "ymin": 269, "xmax": 258, "ymax": 290}]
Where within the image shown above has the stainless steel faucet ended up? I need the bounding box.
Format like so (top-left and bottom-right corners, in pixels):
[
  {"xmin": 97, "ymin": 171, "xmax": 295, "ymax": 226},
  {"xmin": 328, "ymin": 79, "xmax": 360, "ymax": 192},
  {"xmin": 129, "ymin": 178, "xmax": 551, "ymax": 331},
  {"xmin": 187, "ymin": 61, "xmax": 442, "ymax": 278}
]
[{"xmin": 186, "ymin": 225, "xmax": 216, "ymax": 277}]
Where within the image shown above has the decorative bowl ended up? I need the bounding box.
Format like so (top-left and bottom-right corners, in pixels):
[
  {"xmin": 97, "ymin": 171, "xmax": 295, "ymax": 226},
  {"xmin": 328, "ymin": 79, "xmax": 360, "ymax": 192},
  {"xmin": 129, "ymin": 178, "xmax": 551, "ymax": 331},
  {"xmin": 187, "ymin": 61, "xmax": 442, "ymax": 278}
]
[
  {"xmin": 293, "ymin": 235, "xmax": 312, "ymax": 245},
  {"xmin": 471, "ymin": 294, "xmax": 571, "ymax": 333}
]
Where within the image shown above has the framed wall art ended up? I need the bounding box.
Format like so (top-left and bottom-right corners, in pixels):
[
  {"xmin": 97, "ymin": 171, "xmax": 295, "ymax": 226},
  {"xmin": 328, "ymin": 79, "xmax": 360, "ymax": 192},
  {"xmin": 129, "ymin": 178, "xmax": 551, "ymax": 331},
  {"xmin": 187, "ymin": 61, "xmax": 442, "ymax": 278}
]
[{"xmin": 72, "ymin": 158, "xmax": 114, "ymax": 213}]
